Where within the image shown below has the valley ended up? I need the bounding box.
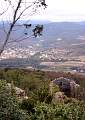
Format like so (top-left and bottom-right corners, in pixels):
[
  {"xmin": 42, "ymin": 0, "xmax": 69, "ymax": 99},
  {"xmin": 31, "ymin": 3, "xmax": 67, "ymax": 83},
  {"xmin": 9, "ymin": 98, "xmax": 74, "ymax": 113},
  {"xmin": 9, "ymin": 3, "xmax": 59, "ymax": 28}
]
[{"xmin": 0, "ymin": 21, "xmax": 85, "ymax": 73}]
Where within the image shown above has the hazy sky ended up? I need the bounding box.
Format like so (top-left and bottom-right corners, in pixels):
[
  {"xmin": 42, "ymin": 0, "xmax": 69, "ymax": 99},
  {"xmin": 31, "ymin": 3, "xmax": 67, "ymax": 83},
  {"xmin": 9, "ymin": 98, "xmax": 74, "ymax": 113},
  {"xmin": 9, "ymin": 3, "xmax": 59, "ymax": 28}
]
[
  {"xmin": 32, "ymin": 0, "xmax": 85, "ymax": 21},
  {"xmin": 0, "ymin": 0, "xmax": 85, "ymax": 22}
]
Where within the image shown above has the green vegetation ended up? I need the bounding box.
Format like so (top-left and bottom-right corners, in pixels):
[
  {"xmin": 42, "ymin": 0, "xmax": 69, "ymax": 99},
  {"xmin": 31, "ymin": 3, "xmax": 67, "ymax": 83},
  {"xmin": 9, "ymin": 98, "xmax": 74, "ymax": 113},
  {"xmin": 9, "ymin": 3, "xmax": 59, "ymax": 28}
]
[
  {"xmin": 52, "ymin": 84, "xmax": 60, "ymax": 94},
  {"xmin": 0, "ymin": 80, "xmax": 29, "ymax": 120},
  {"xmin": 0, "ymin": 68, "xmax": 85, "ymax": 119},
  {"xmin": 30, "ymin": 101, "xmax": 85, "ymax": 120}
]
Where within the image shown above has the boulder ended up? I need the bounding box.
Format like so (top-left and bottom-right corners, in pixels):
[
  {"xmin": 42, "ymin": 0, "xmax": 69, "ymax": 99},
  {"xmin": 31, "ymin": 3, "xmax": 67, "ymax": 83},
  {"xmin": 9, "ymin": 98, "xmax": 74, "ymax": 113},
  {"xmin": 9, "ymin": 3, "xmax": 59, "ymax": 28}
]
[
  {"xmin": 50, "ymin": 77, "xmax": 80, "ymax": 97},
  {"xmin": 7, "ymin": 83, "xmax": 28, "ymax": 100},
  {"xmin": 52, "ymin": 92, "xmax": 65, "ymax": 103}
]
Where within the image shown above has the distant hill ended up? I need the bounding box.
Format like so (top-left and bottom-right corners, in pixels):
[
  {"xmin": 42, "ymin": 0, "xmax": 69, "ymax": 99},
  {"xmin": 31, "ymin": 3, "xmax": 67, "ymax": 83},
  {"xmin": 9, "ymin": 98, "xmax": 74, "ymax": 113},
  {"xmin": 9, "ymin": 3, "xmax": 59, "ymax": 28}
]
[{"xmin": 0, "ymin": 20, "xmax": 85, "ymax": 51}]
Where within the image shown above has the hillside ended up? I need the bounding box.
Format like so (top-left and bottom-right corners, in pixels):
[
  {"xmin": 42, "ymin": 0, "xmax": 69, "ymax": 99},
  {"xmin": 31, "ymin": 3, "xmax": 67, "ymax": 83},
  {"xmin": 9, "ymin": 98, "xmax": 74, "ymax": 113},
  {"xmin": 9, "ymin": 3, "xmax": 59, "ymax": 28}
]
[
  {"xmin": 1, "ymin": 21, "xmax": 85, "ymax": 49},
  {"xmin": 0, "ymin": 68, "xmax": 85, "ymax": 119},
  {"xmin": 0, "ymin": 21, "xmax": 85, "ymax": 72}
]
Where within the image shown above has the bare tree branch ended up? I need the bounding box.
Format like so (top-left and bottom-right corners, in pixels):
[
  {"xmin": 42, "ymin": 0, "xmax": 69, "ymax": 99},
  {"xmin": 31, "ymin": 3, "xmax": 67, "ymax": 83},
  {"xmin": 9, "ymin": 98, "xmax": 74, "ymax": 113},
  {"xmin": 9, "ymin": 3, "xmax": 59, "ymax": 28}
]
[
  {"xmin": 0, "ymin": 0, "xmax": 47, "ymax": 55},
  {"xmin": 0, "ymin": 6, "xmax": 9, "ymax": 16},
  {"xmin": 13, "ymin": 0, "xmax": 22, "ymax": 22},
  {"xmin": 0, "ymin": 0, "xmax": 22, "ymax": 55},
  {"xmin": 7, "ymin": 34, "xmax": 33, "ymax": 43}
]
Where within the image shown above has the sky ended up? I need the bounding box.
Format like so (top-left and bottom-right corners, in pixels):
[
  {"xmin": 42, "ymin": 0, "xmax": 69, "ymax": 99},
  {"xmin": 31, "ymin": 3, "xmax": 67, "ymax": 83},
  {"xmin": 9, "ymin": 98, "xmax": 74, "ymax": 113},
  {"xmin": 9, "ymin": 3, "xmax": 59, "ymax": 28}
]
[
  {"xmin": 0, "ymin": 0, "xmax": 85, "ymax": 22},
  {"xmin": 32, "ymin": 0, "xmax": 85, "ymax": 22}
]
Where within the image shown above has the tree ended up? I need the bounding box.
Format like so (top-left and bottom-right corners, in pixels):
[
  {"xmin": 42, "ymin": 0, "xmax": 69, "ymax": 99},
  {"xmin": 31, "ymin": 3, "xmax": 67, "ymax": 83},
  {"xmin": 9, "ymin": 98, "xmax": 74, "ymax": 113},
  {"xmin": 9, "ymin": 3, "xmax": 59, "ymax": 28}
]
[{"xmin": 0, "ymin": 0, "xmax": 47, "ymax": 55}]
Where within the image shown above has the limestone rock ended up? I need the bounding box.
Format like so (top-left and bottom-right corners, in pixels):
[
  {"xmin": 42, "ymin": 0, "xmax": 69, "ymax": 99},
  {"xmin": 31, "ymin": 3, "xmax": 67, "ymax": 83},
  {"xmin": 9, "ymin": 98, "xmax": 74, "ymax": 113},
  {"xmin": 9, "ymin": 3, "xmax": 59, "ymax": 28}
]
[
  {"xmin": 52, "ymin": 92, "xmax": 65, "ymax": 103},
  {"xmin": 50, "ymin": 77, "xmax": 80, "ymax": 97},
  {"xmin": 7, "ymin": 83, "xmax": 28, "ymax": 100}
]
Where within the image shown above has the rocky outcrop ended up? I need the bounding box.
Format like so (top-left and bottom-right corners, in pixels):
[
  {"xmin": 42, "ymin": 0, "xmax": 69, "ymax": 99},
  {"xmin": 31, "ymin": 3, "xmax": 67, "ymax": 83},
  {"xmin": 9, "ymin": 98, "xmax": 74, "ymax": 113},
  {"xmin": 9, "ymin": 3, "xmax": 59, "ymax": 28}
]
[
  {"xmin": 49, "ymin": 77, "xmax": 80, "ymax": 98},
  {"xmin": 7, "ymin": 83, "xmax": 28, "ymax": 100}
]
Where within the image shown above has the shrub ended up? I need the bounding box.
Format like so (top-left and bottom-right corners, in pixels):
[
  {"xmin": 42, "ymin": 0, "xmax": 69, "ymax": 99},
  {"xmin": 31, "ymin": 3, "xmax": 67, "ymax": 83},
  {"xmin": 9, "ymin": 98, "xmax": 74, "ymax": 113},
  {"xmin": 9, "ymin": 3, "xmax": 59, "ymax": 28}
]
[{"xmin": 0, "ymin": 80, "xmax": 29, "ymax": 120}]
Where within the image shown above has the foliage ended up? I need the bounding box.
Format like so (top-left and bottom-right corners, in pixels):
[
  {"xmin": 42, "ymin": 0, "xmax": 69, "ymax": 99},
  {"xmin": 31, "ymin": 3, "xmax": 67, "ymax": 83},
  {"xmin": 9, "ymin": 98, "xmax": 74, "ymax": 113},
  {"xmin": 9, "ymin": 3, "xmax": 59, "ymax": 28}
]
[
  {"xmin": 0, "ymin": 68, "xmax": 85, "ymax": 100},
  {"xmin": 0, "ymin": 80, "xmax": 29, "ymax": 120},
  {"xmin": 30, "ymin": 101, "xmax": 85, "ymax": 120},
  {"xmin": 28, "ymin": 87, "xmax": 52, "ymax": 104},
  {"xmin": 52, "ymin": 84, "xmax": 60, "ymax": 94},
  {"xmin": 20, "ymin": 98, "xmax": 35, "ymax": 113},
  {"xmin": 0, "ymin": 69, "xmax": 50, "ymax": 96},
  {"xmin": 0, "ymin": 69, "xmax": 85, "ymax": 119},
  {"xmin": 20, "ymin": 87, "xmax": 52, "ymax": 114}
]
